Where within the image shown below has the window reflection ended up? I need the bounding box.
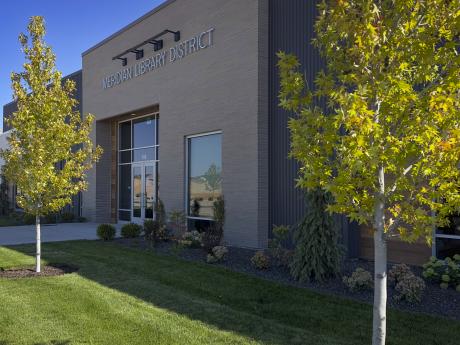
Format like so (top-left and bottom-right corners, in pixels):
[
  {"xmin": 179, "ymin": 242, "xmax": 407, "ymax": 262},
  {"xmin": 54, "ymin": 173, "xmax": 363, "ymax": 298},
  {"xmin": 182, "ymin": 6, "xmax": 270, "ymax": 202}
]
[
  {"xmin": 133, "ymin": 116, "xmax": 156, "ymax": 148},
  {"xmin": 188, "ymin": 133, "xmax": 222, "ymax": 219}
]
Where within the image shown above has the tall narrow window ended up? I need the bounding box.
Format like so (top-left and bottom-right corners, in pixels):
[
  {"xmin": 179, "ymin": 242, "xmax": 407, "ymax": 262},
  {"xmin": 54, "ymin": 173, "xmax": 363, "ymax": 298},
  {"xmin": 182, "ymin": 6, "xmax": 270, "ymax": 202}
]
[
  {"xmin": 118, "ymin": 114, "xmax": 159, "ymax": 222},
  {"xmin": 187, "ymin": 132, "xmax": 222, "ymax": 220}
]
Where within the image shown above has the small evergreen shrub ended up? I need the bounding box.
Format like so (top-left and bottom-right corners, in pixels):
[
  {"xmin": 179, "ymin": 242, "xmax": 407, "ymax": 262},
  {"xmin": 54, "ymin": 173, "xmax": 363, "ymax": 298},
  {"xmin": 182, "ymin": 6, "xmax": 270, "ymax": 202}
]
[
  {"xmin": 422, "ymin": 255, "xmax": 460, "ymax": 289},
  {"xmin": 207, "ymin": 246, "xmax": 228, "ymax": 264},
  {"xmin": 394, "ymin": 274, "xmax": 426, "ymax": 303},
  {"xmin": 343, "ymin": 268, "xmax": 373, "ymax": 292},
  {"xmin": 388, "ymin": 263, "xmax": 412, "ymax": 285},
  {"xmin": 179, "ymin": 231, "xmax": 202, "ymax": 248},
  {"xmin": 202, "ymin": 197, "xmax": 225, "ymax": 253},
  {"xmin": 121, "ymin": 223, "xmax": 142, "ymax": 239},
  {"xmin": 268, "ymin": 225, "xmax": 292, "ymax": 267},
  {"xmin": 77, "ymin": 216, "xmax": 87, "ymax": 223},
  {"xmin": 251, "ymin": 251, "xmax": 270, "ymax": 270},
  {"xmin": 97, "ymin": 224, "xmax": 116, "ymax": 241},
  {"xmin": 60, "ymin": 212, "xmax": 75, "ymax": 223},
  {"xmin": 155, "ymin": 200, "xmax": 167, "ymax": 227},
  {"xmin": 169, "ymin": 210, "xmax": 186, "ymax": 237},
  {"xmin": 144, "ymin": 220, "xmax": 159, "ymax": 243},
  {"xmin": 290, "ymin": 189, "xmax": 343, "ymax": 282}
]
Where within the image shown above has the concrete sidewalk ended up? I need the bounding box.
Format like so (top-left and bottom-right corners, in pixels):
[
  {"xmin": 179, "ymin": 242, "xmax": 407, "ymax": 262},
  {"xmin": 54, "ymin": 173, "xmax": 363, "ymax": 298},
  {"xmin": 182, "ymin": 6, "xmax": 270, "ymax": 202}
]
[{"xmin": 0, "ymin": 222, "xmax": 112, "ymax": 245}]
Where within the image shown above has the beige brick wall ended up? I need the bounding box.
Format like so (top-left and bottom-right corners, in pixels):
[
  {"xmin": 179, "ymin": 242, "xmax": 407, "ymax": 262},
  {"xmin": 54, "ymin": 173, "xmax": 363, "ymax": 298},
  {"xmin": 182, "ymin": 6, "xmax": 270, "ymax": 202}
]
[{"xmin": 82, "ymin": 0, "xmax": 269, "ymax": 248}]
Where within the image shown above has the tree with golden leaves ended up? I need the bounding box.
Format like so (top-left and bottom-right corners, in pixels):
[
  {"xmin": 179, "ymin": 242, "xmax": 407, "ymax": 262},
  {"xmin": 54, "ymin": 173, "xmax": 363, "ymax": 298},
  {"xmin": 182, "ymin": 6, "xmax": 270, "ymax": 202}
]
[
  {"xmin": 278, "ymin": 1, "xmax": 460, "ymax": 344},
  {"xmin": 1, "ymin": 16, "xmax": 102, "ymax": 273}
]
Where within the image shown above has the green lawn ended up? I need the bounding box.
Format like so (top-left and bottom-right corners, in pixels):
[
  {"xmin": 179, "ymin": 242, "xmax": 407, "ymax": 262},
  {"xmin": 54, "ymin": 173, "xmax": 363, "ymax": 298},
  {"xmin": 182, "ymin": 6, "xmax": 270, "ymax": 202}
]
[{"xmin": 0, "ymin": 241, "xmax": 458, "ymax": 345}]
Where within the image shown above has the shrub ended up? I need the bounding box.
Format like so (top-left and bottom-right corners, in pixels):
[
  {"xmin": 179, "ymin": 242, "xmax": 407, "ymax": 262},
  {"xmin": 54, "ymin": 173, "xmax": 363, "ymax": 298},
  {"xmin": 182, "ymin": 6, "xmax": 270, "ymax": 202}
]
[
  {"xmin": 169, "ymin": 210, "xmax": 186, "ymax": 237},
  {"xmin": 251, "ymin": 251, "xmax": 270, "ymax": 270},
  {"xmin": 43, "ymin": 213, "xmax": 57, "ymax": 224},
  {"xmin": 179, "ymin": 231, "xmax": 202, "ymax": 248},
  {"xmin": 121, "ymin": 223, "xmax": 142, "ymax": 239},
  {"xmin": 97, "ymin": 224, "xmax": 116, "ymax": 241},
  {"xmin": 77, "ymin": 216, "xmax": 87, "ymax": 223},
  {"xmin": 60, "ymin": 212, "xmax": 75, "ymax": 223},
  {"xmin": 343, "ymin": 268, "xmax": 373, "ymax": 292},
  {"xmin": 422, "ymin": 255, "xmax": 460, "ymax": 289},
  {"xmin": 144, "ymin": 219, "xmax": 167, "ymax": 242},
  {"xmin": 155, "ymin": 199, "xmax": 167, "ymax": 228},
  {"xmin": 23, "ymin": 213, "xmax": 36, "ymax": 225},
  {"xmin": 207, "ymin": 246, "xmax": 229, "ymax": 264},
  {"xmin": 388, "ymin": 263, "xmax": 412, "ymax": 285},
  {"xmin": 395, "ymin": 274, "xmax": 426, "ymax": 303},
  {"xmin": 290, "ymin": 189, "xmax": 343, "ymax": 282},
  {"xmin": 268, "ymin": 225, "xmax": 292, "ymax": 267},
  {"xmin": 202, "ymin": 197, "xmax": 225, "ymax": 254}
]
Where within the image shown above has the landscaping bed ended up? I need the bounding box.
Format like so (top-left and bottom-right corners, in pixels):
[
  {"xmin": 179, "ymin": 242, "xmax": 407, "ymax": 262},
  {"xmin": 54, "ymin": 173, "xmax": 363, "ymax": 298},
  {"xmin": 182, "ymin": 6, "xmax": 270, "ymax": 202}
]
[
  {"xmin": 0, "ymin": 263, "xmax": 77, "ymax": 278},
  {"xmin": 114, "ymin": 237, "xmax": 460, "ymax": 320}
]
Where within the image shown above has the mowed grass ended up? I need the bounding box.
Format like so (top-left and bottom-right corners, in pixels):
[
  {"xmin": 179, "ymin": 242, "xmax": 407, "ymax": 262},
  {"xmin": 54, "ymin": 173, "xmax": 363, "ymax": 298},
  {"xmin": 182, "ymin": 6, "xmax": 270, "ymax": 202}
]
[{"xmin": 0, "ymin": 241, "xmax": 458, "ymax": 345}]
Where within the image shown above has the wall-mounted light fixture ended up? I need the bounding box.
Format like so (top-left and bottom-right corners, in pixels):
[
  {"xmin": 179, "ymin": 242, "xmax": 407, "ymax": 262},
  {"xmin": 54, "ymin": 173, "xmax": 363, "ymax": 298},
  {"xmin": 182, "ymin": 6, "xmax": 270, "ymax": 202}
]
[
  {"xmin": 148, "ymin": 39, "xmax": 164, "ymax": 51},
  {"xmin": 112, "ymin": 29, "xmax": 181, "ymax": 66},
  {"xmin": 116, "ymin": 57, "xmax": 128, "ymax": 66},
  {"xmin": 131, "ymin": 49, "xmax": 144, "ymax": 60},
  {"xmin": 165, "ymin": 30, "xmax": 181, "ymax": 42}
]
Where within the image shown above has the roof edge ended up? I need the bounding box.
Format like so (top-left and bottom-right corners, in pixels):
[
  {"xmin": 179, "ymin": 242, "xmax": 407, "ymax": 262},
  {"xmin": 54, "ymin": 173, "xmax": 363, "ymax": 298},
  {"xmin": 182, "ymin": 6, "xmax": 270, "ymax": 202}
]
[
  {"xmin": 2, "ymin": 69, "xmax": 82, "ymax": 109},
  {"xmin": 81, "ymin": 0, "xmax": 177, "ymax": 57}
]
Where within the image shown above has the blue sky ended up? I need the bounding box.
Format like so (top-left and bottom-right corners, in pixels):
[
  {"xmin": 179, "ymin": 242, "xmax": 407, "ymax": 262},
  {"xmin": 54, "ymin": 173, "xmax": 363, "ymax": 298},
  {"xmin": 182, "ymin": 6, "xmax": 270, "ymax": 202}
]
[{"xmin": 0, "ymin": 0, "xmax": 166, "ymax": 130}]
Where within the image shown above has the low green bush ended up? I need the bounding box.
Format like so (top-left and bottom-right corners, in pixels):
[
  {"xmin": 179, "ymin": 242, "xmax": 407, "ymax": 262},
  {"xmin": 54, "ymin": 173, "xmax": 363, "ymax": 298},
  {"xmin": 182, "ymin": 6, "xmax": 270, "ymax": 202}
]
[
  {"xmin": 60, "ymin": 212, "xmax": 75, "ymax": 223},
  {"xmin": 395, "ymin": 274, "xmax": 426, "ymax": 303},
  {"xmin": 97, "ymin": 224, "xmax": 116, "ymax": 241},
  {"xmin": 179, "ymin": 231, "xmax": 202, "ymax": 248},
  {"xmin": 388, "ymin": 263, "xmax": 412, "ymax": 285},
  {"xmin": 422, "ymin": 255, "xmax": 460, "ymax": 289},
  {"xmin": 268, "ymin": 225, "xmax": 292, "ymax": 268},
  {"xmin": 206, "ymin": 246, "xmax": 228, "ymax": 264},
  {"xmin": 144, "ymin": 219, "xmax": 166, "ymax": 243},
  {"xmin": 251, "ymin": 251, "xmax": 270, "ymax": 270},
  {"xmin": 343, "ymin": 268, "xmax": 373, "ymax": 292},
  {"xmin": 23, "ymin": 213, "xmax": 36, "ymax": 225},
  {"xmin": 121, "ymin": 223, "xmax": 142, "ymax": 239}
]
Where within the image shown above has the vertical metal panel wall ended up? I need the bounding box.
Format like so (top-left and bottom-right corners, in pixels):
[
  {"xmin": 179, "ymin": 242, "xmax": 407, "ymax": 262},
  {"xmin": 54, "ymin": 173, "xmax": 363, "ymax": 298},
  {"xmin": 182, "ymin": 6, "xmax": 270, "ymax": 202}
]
[
  {"xmin": 268, "ymin": 0, "xmax": 359, "ymax": 256},
  {"xmin": 268, "ymin": 0, "xmax": 322, "ymax": 229}
]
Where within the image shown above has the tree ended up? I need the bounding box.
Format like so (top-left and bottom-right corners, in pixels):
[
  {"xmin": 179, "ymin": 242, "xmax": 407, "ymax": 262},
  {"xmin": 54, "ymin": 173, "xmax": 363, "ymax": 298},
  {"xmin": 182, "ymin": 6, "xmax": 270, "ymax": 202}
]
[
  {"xmin": 290, "ymin": 189, "xmax": 343, "ymax": 283},
  {"xmin": 202, "ymin": 163, "xmax": 222, "ymax": 194},
  {"xmin": 278, "ymin": 2, "xmax": 459, "ymax": 344},
  {"xmin": 1, "ymin": 16, "xmax": 102, "ymax": 273}
]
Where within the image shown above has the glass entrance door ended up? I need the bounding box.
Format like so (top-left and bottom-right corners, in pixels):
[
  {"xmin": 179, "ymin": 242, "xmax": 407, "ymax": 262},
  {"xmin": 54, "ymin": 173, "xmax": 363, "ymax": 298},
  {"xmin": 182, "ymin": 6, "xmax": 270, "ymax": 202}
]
[{"xmin": 132, "ymin": 162, "xmax": 156, "ymax": 224}]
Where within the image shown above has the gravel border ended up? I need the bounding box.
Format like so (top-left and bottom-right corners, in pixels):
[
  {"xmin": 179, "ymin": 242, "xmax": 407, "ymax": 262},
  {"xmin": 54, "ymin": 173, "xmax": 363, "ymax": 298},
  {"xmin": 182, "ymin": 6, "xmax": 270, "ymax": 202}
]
[{"xmin": 114, "ymin": 238, "xmax": 460, "ymax": 320}]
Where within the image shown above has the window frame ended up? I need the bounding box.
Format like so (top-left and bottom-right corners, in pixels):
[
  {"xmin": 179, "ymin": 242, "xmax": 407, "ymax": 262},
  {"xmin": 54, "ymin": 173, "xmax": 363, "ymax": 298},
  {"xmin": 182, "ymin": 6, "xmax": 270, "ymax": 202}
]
[
  {"xmin": 117, "ymin": 112, "xmax": 160, "ymax": 222},
  {"xmin": 185, "ymin": 130, "xmax": 222, "ymax": 221}
]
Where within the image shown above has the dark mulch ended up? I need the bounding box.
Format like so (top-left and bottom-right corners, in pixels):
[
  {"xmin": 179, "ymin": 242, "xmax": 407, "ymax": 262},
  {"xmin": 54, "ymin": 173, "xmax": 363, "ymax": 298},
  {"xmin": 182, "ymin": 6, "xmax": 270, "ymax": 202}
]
[
  {"xmin": 0, "ymin": 264, "xmax": 78, "ymax": 279},
  {"xmin": 114, "ymin": 237, "xmax": 460, "ymax": 320}
]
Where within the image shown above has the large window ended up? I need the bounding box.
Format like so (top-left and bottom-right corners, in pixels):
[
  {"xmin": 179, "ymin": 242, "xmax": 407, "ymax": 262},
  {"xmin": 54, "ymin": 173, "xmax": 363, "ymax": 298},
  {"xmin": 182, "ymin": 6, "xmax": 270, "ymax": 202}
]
[
  {"xmin": 435, "ymin": 213, "xmax": 460, "ymax": 259},
  {"xmin": 118, "ymin": 114, "xmax": 159, "ymax": 222},
  {"xmin": 186, "ymin": 132, "xmax": 222, "ymax": 220}
]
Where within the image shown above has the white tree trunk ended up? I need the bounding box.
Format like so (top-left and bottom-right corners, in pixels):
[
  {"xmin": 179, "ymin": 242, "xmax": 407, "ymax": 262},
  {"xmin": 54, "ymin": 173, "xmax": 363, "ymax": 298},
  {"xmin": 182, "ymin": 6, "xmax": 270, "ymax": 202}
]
[
  {"xmin": 373, "ymin": 167, "xmax": 387, "ymax": 345},
  {"xmin": 35, "ymin": 215, "xmax": 41, "ymax": 273}
]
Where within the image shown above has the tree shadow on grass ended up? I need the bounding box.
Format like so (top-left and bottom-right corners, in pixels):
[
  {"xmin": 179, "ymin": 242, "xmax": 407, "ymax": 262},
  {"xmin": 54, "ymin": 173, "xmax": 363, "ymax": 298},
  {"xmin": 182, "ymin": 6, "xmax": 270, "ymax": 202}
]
[{"xmin": 6, "ymin": 241, "xmax": 459, "ymax": 345}]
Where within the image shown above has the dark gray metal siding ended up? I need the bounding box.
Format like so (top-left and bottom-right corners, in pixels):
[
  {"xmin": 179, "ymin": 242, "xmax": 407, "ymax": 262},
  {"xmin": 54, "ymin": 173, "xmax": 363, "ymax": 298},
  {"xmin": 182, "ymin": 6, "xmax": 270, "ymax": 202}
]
[
  {"xmin": 268, "ymin": 0, "xmax": 322, "ymax": 228},
  {"xmin": 1, "ymin": 70, "xmax": 83, "ymax": 218},
  {"xmin": 2, "ymin": 70, "xmax": 82, "ymax": 131},
  {"xmin": 268, "ymin": 0, "xmax": 359, "ymax": 256}
]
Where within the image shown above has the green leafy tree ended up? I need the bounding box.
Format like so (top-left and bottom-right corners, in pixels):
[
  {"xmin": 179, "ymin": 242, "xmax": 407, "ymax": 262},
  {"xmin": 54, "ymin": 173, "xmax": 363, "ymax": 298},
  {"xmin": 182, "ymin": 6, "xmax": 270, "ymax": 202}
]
[
  {"xmin": 278, "ymin": 2, "xmax": 460, "ymax": 344},
  {"xmin": 1, "ymin": 17, "xmax": 102, "ymax": 273},
  {"xmin": 290, "ymin": 189, "xmax": 343, "ymax": 282},
  {"xmin": 202, "ymin": 163, "xmax": 222, "ymax": 194}
]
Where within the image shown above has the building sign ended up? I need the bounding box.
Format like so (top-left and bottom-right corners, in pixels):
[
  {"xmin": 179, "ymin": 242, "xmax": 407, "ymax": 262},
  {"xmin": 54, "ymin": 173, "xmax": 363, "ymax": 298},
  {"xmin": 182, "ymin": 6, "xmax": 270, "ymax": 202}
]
[{"xmin": 102, "ymin": 28, "xmax": 215, "ymax": 89}]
